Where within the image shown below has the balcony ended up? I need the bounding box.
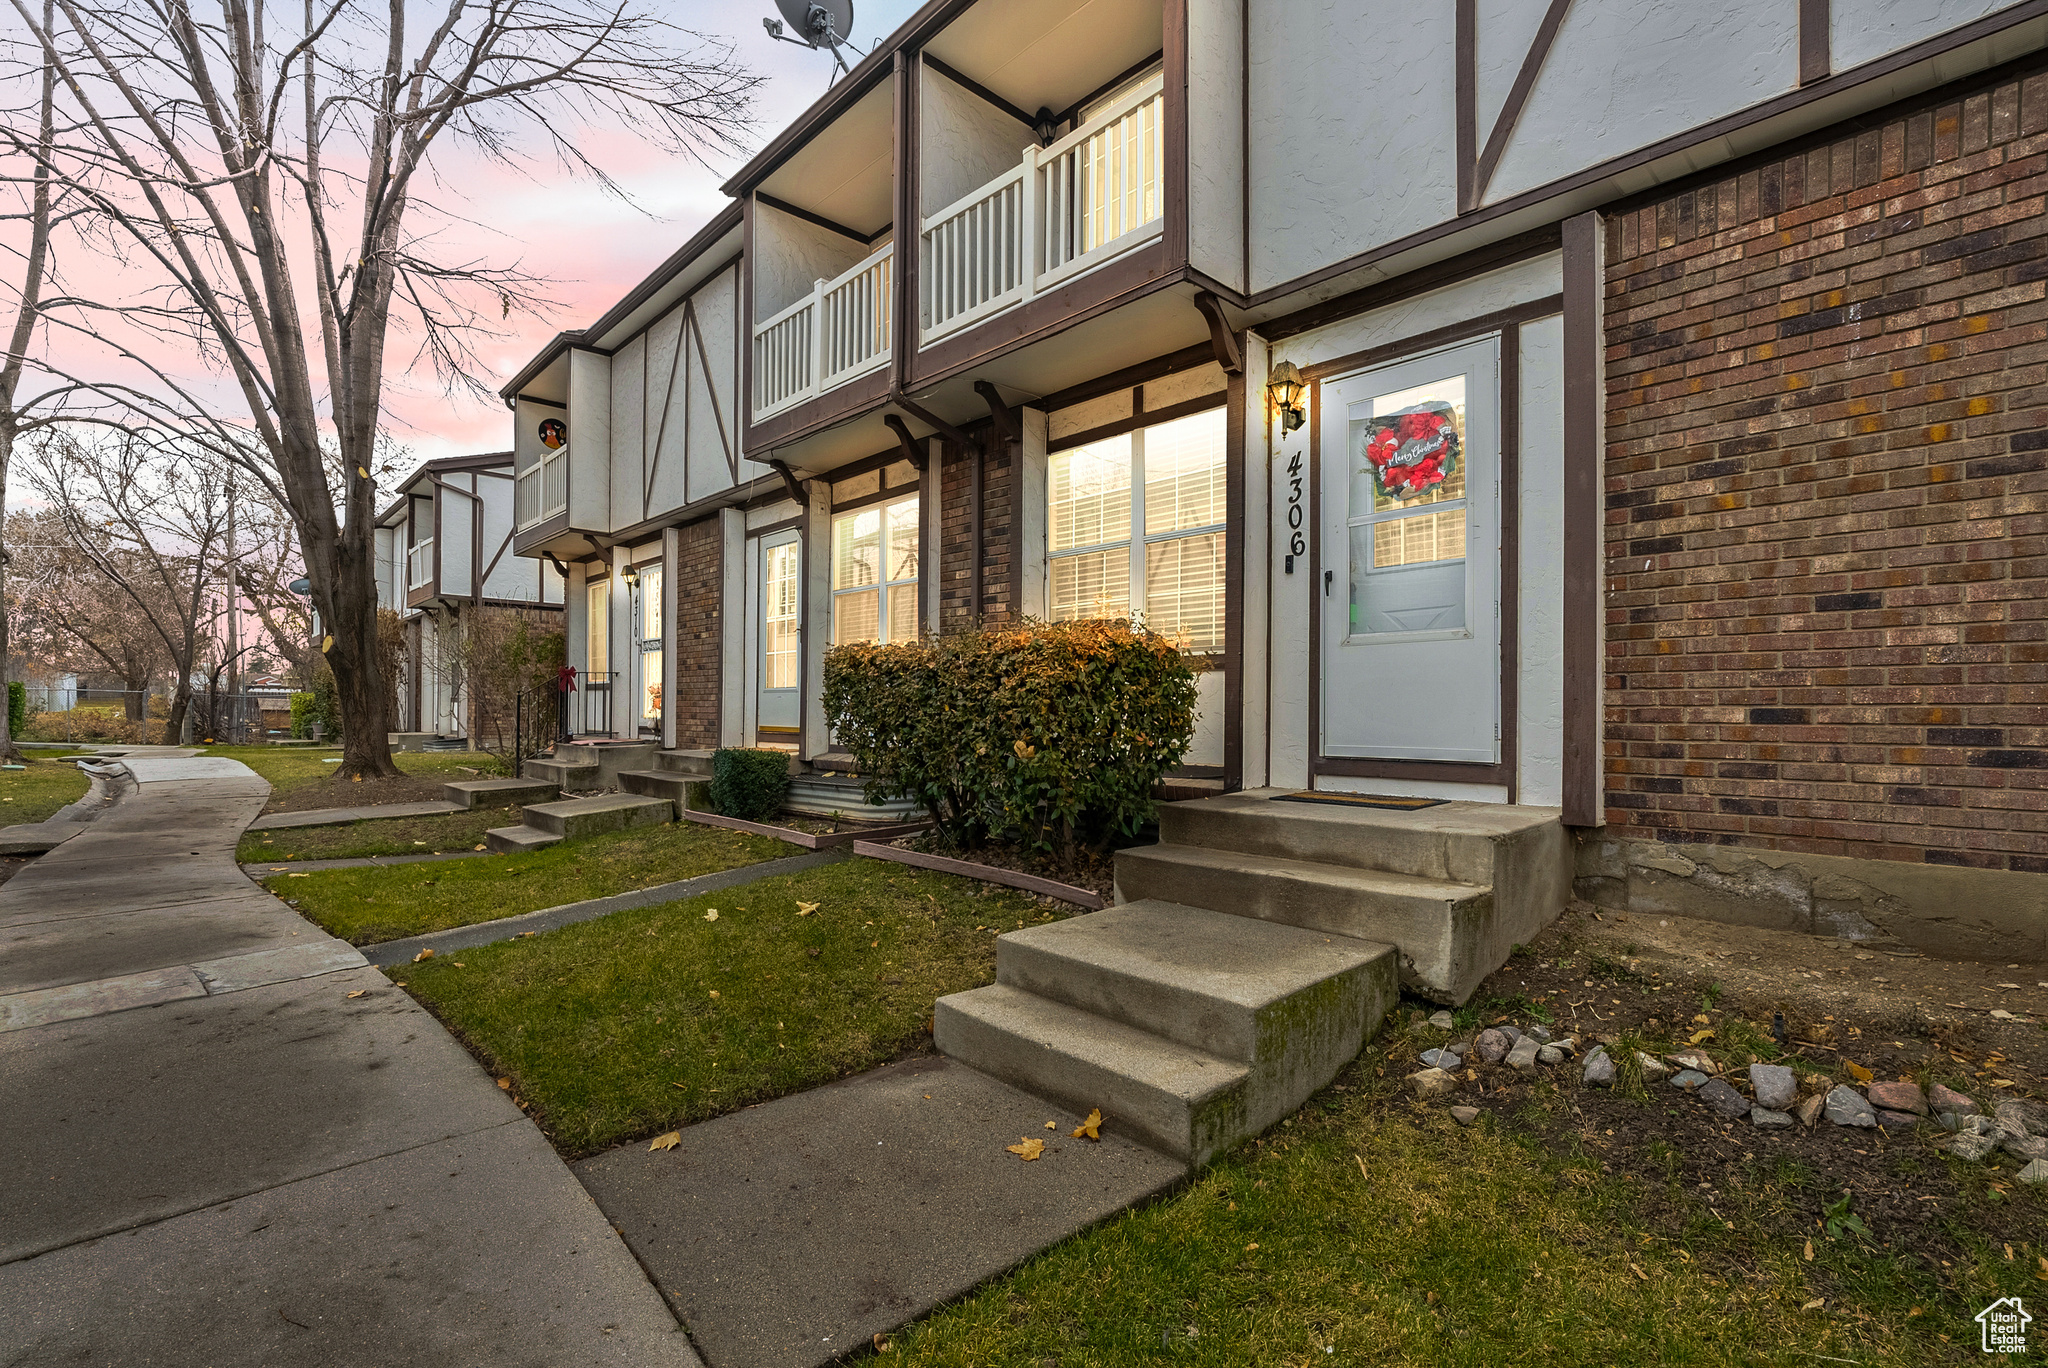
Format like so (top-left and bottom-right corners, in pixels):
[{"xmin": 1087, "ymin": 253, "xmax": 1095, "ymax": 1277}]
[
  {"xmin": 516, "ymin": 444, "xmax": 569, "ymax": 529},
  {"xmin": 406, "ymin": 537, "xmax": 435, "ymax": 590},
  {"xmin": 752, "ymin": 241, "xmax": 894, "ymax": 421},
  {"xmin": 920, "ymin": 73, "xmax": 1164, "ymax": 344}
]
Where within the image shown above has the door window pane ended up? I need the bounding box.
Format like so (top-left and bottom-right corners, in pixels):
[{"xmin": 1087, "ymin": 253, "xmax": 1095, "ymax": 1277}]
[
  {"xmin": 832, "ymin": 494, "xmax": 919, "ymax": 644},
  {"xmin": 763, "ymin": 541, "xmax": 800, "ymax": 689},
  {"xmin": 1354, "ymin": 375, "xmax": 1467, "ymax": 515},
  {"xmin": 642, "ymin": 649, "xmax": 663, "ymax": 722},
  {"xmin": 586, "ymin": 581, "xmax": 608, "ymax": 676},
  {"xmin": 1346, "ymin": 371, "xmax": 1471, "ymax": 637},
  {"xmin": 638, "ymin": 566, "xmax": 663, "ymax": 639},
  {"xmin": 1371, "ymin": 509, "xmax": 1467, "ymax": 568}
]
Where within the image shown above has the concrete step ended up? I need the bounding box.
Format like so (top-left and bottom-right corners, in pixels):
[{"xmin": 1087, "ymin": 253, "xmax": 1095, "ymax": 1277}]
[
  {"xmin": 550, "ymin": 740, "xmax": 659, "ymax": 789},
  {"xmin": 442, "ymin": 777, "xmax": 560, "ymax": 810},
  {"xmin": 522, "ymin": 793, "xmax": 674, "ymax": 839},
  {"xmin": 996, "ymin": 900, "xmax": 1396, "ymax": 1068},
  {"xmin": 1113, "ymin": 842, "xmax": 1494, "ymax": 1005},
  {"xmin": 618, "ymin": 769, "xmax": 700, "ymax": 806},
  {"xmin": 522, "ymin": 756, "xmax": 599, "ymax": 788},
  {"xmin": 485, "ymin": 824, "xmax": 562, "ymax": 854},
  {"xmin": 934, "ymin": 984, "xmax": 1250, "ymax": 1165},
  {"xmin": 655, "ymin": 749, "xmax": 715, "ymax": 777},
  {"xmin": 1158, "ymin": 789, "xmax": 1561, "ymax": 885}
]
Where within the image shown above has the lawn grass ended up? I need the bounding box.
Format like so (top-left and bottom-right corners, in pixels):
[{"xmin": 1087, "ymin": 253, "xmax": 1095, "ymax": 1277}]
[
  {"xmin": 271, "ymin": 819, "xmax": 796, "ymax": 945},
  {"xmin": 868, "ymin": 1022, "xmax": 2038, "ymax": 1368},
  {"xmin": 0, "ymin": 753, "xmax": 92, "ymax": 824},
  {"xmin": 199, "ymin": 744, "xmax": 497, "ymax": 800},
  {"xmin": 390, "ymin": 857, "xmax": 1057, "ymax": 1156},
  {"xmin": 238, "ymin": 806, "xmax": 526, "ymax": 863}
]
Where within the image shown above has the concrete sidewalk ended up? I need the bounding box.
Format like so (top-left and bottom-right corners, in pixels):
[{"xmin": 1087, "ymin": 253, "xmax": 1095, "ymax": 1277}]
[{"xmin": 0, "ymin": 757, "xmax": 699, "ymax": 1366}]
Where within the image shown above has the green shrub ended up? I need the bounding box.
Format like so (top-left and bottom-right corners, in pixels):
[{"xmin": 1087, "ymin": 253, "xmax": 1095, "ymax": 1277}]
[
  {"xmin": 709, "ymin": 748, "xmax": 791, "ymax": 822},
  {"xmin": 824, "ymin": 618, "xmax": 1199, "ymax": 864},
  {"xmin": 6, "ymin": 682, "xmax": 22, "ymax": 742},
  {"xmin": 309, "ymin": 666, "xmax": 341, "ymax": 740},
  {"xmin": 289, "ymin": 691, "xmax": 317, "ymax": 739}
]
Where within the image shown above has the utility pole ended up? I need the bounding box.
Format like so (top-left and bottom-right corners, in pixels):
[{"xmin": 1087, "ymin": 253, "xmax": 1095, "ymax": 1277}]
[{"xmin": 225, "ymin": 478, "xmax": 239, "ymax": 741}]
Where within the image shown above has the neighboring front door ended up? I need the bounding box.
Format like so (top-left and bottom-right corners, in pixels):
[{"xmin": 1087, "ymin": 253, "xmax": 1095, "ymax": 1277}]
[
  {"xmin": 756, "ymin": 530, "xmax": 801, "ymax": 738},
  {"xmin": 1319, "ymin": 336, "xmax": 1500, "ymax": 765},
  {"xmin": 632, "ymin": 565, "xmax": 663, "ymax": 735}
]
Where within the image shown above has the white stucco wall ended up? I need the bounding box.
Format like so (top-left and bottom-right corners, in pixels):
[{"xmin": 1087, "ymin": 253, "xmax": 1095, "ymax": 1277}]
[
  {"xmin": 1515, "ymin": 313, "xmax": 1565, "ymax": 808},
  {"xmin": 686, "ymin": 265, "xmax": 741, "ymax": 505},
  {"xmin": 1186, "ymin": 0, "xmax": 1246, "ymax": 294},
  {"xmin": 1833, "ymin": 0, "xmax": 2015, "ymax": 72},
  {"xmin": 920, "ymin": 63, "xmax": 1033, "ymax": 220},
  {"xmin": 567, "ymin": 349, "xmax": 612, "ymax": 531},
  {"xmin": 610, "ymin": 333, "xmax": 646, "ymax": 532},
  {"xmin": 753, "ymin": 203, "xmax": 871, "ymax": 323},
  {"xmin": 439, "ymin": 475, "xmax": 474, "ymax": 601}
]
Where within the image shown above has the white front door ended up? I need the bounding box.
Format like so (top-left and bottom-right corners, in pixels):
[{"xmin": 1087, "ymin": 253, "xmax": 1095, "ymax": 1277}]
[
  {"xmin": 756, "ymin": 531, "xmax": 801, "ymax": 736},
  {"xmin": 1320, "ymin": 336, "xmax": 1500, "ymax": 764},
  {"xmin": 632, "ymin": 565, "xmax": 663, "ymax": 734}
]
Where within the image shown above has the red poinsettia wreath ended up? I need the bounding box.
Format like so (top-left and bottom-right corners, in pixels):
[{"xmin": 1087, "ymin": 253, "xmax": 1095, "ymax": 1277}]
[{"xmin": 1362, "ymin": 401, "xmax": 1459, "ymax": 499}]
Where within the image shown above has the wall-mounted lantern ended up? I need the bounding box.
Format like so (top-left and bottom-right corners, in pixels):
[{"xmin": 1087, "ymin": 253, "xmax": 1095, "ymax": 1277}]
[
  {"xmin": 1267, "ymin": 360, "xmax": 1306, "ymax": 433},
  {"xmin": 1033, "ymin": 107, "xmax": 1059, "ymax": 147},
  {"xmin": 620, "ymin": 562, "xmax": 640, "ymax": 590}
]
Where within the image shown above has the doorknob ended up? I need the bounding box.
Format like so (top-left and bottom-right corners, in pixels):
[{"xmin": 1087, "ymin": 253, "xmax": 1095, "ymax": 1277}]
[{"xmin": 1324, "ymin": 569, "xmax": 1334, "ymax": 596}]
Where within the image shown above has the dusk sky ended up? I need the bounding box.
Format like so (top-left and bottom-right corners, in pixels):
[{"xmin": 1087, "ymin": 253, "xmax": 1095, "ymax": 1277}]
[{"xmin": 391, "ymin": 0, "xmax": 924, "ymax": 471}]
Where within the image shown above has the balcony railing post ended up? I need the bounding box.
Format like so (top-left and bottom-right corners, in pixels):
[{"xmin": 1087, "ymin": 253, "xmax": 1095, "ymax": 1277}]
[
  {"xmin": 808, "ymin": 278, "xmax": 827, "ymax": 407},
  {"xmin": 1019, "ymin": 142, "xmax": 1041, "ymax": 302}
]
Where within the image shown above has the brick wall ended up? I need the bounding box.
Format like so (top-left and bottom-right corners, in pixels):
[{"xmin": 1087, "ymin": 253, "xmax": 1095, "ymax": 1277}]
[
  {"xmin": 937, "ymin": 435, "xmax": 1014, "ymax": 631},
  {"xmin": 672, "ymin": 518, "xmax": 722, "ymax": 749},
  {"xmin": 1602, "ymin": 66, "xmax": 2048, "ymax": 873}
]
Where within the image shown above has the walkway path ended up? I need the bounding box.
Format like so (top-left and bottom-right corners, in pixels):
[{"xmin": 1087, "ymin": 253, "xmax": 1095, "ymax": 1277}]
[
  {"xmin": 247, "ymin": 798, "xmax": 465, "ymax": 830},
  {"xmin": 0, "ymin": 755, "xmax": 698, "ymax": 1366}
]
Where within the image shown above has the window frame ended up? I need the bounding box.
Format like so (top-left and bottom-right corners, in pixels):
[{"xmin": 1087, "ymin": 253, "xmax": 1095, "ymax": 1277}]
[
  {"xmin": 830, "ymin": 491, "xmax": 921, "ymax": 646},
  {"xmin": 1046, "ymin": 407, "xmax": 1227, "ymax": 657}
]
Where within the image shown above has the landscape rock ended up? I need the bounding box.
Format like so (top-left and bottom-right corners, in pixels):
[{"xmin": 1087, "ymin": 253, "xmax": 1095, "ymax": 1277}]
[
  {"xmin": 1528, "ymin": 1026, "xmax": 1553, "ymax": 1044},
  {"xmin": 1927, "ymin": 1083, "xmax": 1976, "ymax": 1116},
  {"xmin": 1473, "ymin": 1029, "xmax": 1512, "ymax": 1064},
  {"xmin": 1507, "ymin": 1036, "xmax": 1543, "ymax": 1075},
  {"xmin": 1666, "ymin": 1050, "xmax": 1716, "ymax": 1075},
  {"xmin": 1498, "ymin": 1025, "xmax": 1523, "ymax": 1045},
  {"xmin": 1750, "ymin": 1064, "xmax": 1798, "ymax": 1112},
  {"xmin": 1449, "ymin": 1106, "xmax": 1480, "ymax": 1127},
  {"xmin": 1419, "ymin": 1048, "xmax": 1462, "ymax": 1070},
  {"xmin": 1697, "ymin": 1078, "xmax": 1750, "ymax": 1120},
  {"xmin": 1865, "ymin": 1081, "xmax": 1927, "ymax": 1116},
  {"xmin": 1537, "ymin": 1044, "xmax": 1564, "ymax": 1066},
  {"xmin": 1953, "ymin": 1114, "xmax": 1994, "ymax": 1136},
  {"xmin": 1447, "ymin": 1038, "xmax": 1474, "ymax": 1055},
  {"xmin": 1949, "ymin": 1132, "xmax": 1999, "ymax": 1162},
  {"xmin": 1427, "ymin": 1011, "xmax": 1454, "ymax": 1031},
  {"xmin": 1671, "ymin": 1070, "xmax": 1709, "ymax": 1091},
  {"xmin": 1994, "ymin": 1100, "xmax": 2034, "ymax": 1141},
  {"xmin": 2019, "ymin": 1159, "xmax": 2048, "ymax": 1187},
  {"xmin": 1407, "ymin": 1067, "xmax": 1458, "ymax": 1099},
  {"xmin": 1752, "ymin": 1107, "xmax": 1793, "ymax": 1129},
  {"xmin": 1582, "ymin": 1047, "xmax": 1614, "ymax": 1087},
  {"xmin": 1875, "ymin": 1109, "xmax": 1919, "ymax": 1131},
  {"xmin": 1637, "ymin": 1053, "xmax": 1674, "ymax": 1082},
  {"xmin": 2004, "ymin": 1134, "xmax": 2048, "ymax": 1164},
  {"xmin": 1794, "ymin": 1093, "xmax": 1826, "ymax": 1128},
  {"xmin": 1552, "ymin": 1036, "xmax": 1580, "ymax": 1056},
  {"xmin": 1824, "ymin": 1085, "xmax": 1877, "ymax": 1128}
]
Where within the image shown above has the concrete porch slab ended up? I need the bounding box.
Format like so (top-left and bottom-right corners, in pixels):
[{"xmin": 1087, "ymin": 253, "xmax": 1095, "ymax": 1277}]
[
  {"xmin": 246, "ymin": 800, "xmax": 464, "ymax": 831},
  {"xmin": 574, "ymin": 1055, "xmax": 1184, "ymax": 1368}
]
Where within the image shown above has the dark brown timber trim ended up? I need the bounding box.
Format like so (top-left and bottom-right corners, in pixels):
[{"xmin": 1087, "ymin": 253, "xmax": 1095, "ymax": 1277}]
[
  {"xmin": 1471, "ymin": 0, "xmax": 1573, "ymax": 207},
  {"xmin": 1455, "ymin": 0, "xmax": 1476, "ymax": 212},
  {"xmin": 1057, "ymin": 50, "xmax": 1168, "ymax": 128},
  {"xmin": 1036, "ymin": 342, "xmax": 1216, "ymax": 412},
  {"xmin": 1300, "ymin": 295, "xmax": 1562, "ymax": 382},
  {"xmin": 1498, "ymin": 323, "xmax": 1522, "ymax": 804},
  {"xmin": 1192, "ymin": 291, "xmax": 1243, "ymax": 373},
  {"xmin": 1262, "ymin": 228, "xmax": 1562, "ymax": 342},
  {"xmin": 1560, "ymin": 211, "xmax": 1603, "ymax": 828},
  {"xmin": 1223, "ymin": 358, "xmax": 1247, "ymax": 792},
  {"xmin": 755, "ymin": 195, "xmax": 874, "ymax": 246},
  {"xmin": 1162, "ymin": 0, "xmax": 1190, "ymax": 274},
  {"xmin": 1801, "ymin": 0, "xmax": 1832, "ymax": 85},
  {"xmin": 920, "ymin": 52, "xmax": 1037, "ymax": 129},
  {"xmin": 1047, "ymin": 392, "xmax": 1226, "ymax": 454}
]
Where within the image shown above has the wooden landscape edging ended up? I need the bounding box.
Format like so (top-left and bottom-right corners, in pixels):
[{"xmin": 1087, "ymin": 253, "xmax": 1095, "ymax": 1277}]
[
  {"xmin": 676, "ymin": 806, "xmax": 931, "ymax": 850},
  {"xmin": 848, "ymin": 840, "xmax": 1107, "ymax": 910}
]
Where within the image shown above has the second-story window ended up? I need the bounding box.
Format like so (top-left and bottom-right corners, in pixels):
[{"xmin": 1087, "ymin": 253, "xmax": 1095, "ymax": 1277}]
[
  {"xmin": 832, "ymin": 494, "xmax": 920, "ymax": 645},
  {"xmin": 1048, "ymin": 407, "xmax": 1225, "ymax": 654}
]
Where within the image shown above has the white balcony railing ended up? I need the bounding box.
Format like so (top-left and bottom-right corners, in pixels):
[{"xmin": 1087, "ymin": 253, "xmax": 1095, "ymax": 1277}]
[
  {"xmin": 921, "ymin": 74, "xmax": 1165, "ymax": 343},
  {"xmin": 406, "ymin": 537, "xmax": 435, "ymax": 590},
  {"xmin": 516, "ymin": 443, "xmax": 570, "ymax": 529},
  {"xmin": 752, "ymin": 242, "xmax": 895, "ymax": 421}
]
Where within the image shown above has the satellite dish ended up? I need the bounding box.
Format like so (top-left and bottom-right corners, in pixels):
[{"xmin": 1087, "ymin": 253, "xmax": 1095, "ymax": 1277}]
[
  {"xmin": 764, "ymin": 0, "xmax": 857, "ymax": 80},
  {"xmin": 288, "ymin": 577, "xmax": 312, "ymax": 595}
]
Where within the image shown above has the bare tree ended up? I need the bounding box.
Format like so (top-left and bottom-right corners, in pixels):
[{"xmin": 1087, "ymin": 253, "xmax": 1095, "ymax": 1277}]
[
  {"xmin": 26, "ymin": 429, "xmax": 234, "ymax": 740},
  {"xmin": 3, "ymin": 0, "xmax": 757, "ymax": 775},
  {"xmin": 9, "ymin": 507, "xmax": 175, "ymax": 721}
]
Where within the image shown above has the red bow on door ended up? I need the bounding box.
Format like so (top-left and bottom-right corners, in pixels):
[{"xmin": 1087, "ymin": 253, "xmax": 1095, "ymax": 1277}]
[{"xmin": 557, "ymin": 665, "xmax": 578, "ymax": 692}]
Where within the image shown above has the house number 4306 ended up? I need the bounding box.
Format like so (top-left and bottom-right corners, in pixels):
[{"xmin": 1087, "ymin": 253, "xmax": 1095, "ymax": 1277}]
[{"xmin": 1283, "ymin": 451, "xmax": 1305, "ymax": 573}]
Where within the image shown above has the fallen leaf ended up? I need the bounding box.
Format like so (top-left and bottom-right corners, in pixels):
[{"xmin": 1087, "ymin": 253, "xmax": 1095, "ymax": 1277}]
[
  {"xmin": 1689, "ymin": 1029, "xmax": 1715, "ymax": 1044},
  {"xmin": 473, "ymin": 844, "xmax": 486, "ymax": 851},
  {"xmin": 648, "ymin": 1131, "xmax": 680, "ymax": 1152},
  {"xmin": 497, "ymin": 1078, "xmax": 511, "ymax": 1090},
  {"xmin": 413, "ymin": 948, "xmax": 435, "ymax": 962},
  {"xmin": 393, "ymin": 981, "xmax": 407, "ymax": 987},
  {"xmin": 1692, "ymin": 1014, "xmax": 1711, "ymax": 1025},
  {"xmin": 796, "ymin": 901, "xmax": 820, "ymax": 916},
  {"xmin": 450, "ymin": 962, "xmax": 464, "ymax": 968},
  {"xmin": 703, "ymin": 909, "xmax": 719, "ymax": 921},
  {"xmin": 1072, "ymin": 1108, "xmax": 1103, "ymax": 1141},
  {"xmin": 709, "ymin": 990, "xmax": 720, "ymax": 999},
  {"xmin": 1801, "ymin": 1298, "xmax": 1824, "ymax": 1312},
  {"xmin": 1803, "ymin": 1240, "xmax": 1813, "ymax": 1261},
  {"xmin": 287, "ymin": 873, "xmax": 309, "ymax": 879},
  {"xmin": 1908, "ymin": 1306, "xmax": 1922, "ymax": 1317},
  {"xmin": 1006, "ymin": 1137, "xmax": 1045, "ymax": 1161},
  {"xmin": 872, "ymin": 1332, "xmax": 893, "ymax": 1353},
  {"xmin": 345, "ymin": 990, "xmax": 367, "ymax": 1000},
  {"xmin": 1044, "ymin": 1120, "xmax": 1057, "ymax": 1130},
  {"xmin": 1630, "ymin": 1264, "xmax": 1647, "ymax": 1281},
  {"xmin": 1844, "ymin": 1060, "xmax": 1873, "ymax": 1083},
  {"xmin": 1245, "ymin": 1243, "xmax": 1260, "ymax": 1252}
]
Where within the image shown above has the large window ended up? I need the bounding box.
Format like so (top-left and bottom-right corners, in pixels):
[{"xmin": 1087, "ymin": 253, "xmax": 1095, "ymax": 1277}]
[
  {"xmin": 1048, "ymin": 407, "xmax": 1224, "ymax": 653},
  {"xmin": 763, "ymin": 540, "xmax": 801, "ymax": 689},
  {"xmin": 832, "ymin": 494, "xmax": 920, "ymax": 645}
]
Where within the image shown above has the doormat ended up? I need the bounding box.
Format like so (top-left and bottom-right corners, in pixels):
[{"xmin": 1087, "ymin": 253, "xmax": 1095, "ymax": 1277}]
[{"xmin": 1275, "ymin": 791, "xmax": 1447, "ymax": 812}]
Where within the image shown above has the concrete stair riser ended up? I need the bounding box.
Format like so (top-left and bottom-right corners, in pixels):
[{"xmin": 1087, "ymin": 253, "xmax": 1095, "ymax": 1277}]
[
  {"xmin": 540, "ymin": 741, "xmax": 660, "ymax": 790},
  {"xmin": 522, "ymin": 757, "xmax": 598, "ymax": 789},
  {"xmin": 442, "ymin": 778, "xmax": 560, "ymax": 811},
  {"xmin": 1112, "ymin": 844, "xmax": 1497, "ymax": 1005},
  {"xmin": 654, "ymin": 749, "xmax": 715, "ymax": 777},
  {"xmin": 524, "ymin": 795, "xmax": 674, "ymax": 840},
  {"xmin": 485, "ymin": 826, "xmax": 562, "ymax": 854},
  {"xmin": 617, "ymin": 770, "xmax": 696, "ymax": 806},
  {"xmin": 1158, "ymin": 793, "xmax": 1559, "ymax": 886},
  {"xmin": 934, "ymin": 985, "xmax": 1250, "ymax": 1164}
]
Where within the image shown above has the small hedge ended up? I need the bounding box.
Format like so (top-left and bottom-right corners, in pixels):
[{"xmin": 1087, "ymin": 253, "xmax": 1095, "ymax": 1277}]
[
  {"xmin": 709, "ymin": 747, "xmax": 792, "ymax": 822},
  {"xmin": 824, "ymin": 618, "xmax": 1199, "ymax": 864},
  {"xmin": 6, "ymin": 682, "xmax": 23, "ymax": 742},
  {"xmin": 289, "ymin": 691, "xmax": 318, "ymax": 738}
]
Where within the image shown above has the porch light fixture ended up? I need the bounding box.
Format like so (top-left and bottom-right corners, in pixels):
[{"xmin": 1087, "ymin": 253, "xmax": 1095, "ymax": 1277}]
[
  {"xmin": 1033, "ymin": 107, "xmax": 1059, "ymax": 147},
  {"xmin": 1268, "ymin": 360, "xmax": 1306, "ymax": 433},
  {"xmin": 620, "ymin": 563, "xmax": 640, "ymax": 590}
]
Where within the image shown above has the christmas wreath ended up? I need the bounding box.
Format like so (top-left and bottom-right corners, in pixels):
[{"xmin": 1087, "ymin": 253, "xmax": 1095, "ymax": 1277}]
[{"xmin": 1361, "ymin": 400, "xmax": 1459, "ymax": 500}]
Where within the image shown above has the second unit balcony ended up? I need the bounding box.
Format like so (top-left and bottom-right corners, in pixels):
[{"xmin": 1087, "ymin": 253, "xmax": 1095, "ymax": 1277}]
[{"xmin": 752, "ymin": 241, "xmax": 894, "ymax": 421}]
